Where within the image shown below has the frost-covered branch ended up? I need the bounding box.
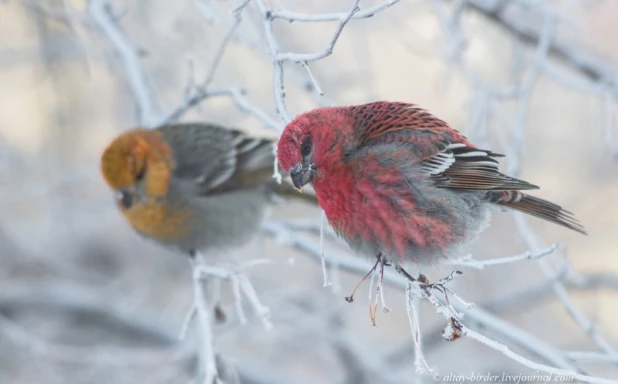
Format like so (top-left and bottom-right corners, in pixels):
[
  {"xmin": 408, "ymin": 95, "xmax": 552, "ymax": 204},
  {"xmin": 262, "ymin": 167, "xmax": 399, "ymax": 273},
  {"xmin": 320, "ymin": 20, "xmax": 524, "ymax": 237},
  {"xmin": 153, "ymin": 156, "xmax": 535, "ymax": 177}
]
[
  {"xmin": 183, "ymin": 252, "xmax": 272, "ymax": 383},
  {"xmin": 270, "ymin": 0, "xmax": 401, "ymax": 22},
  {"xmin": 251, "ymin": 0, "xmax": 398, "ymax": 124},
  {"xmin": 161, "ymin": 0, "xmax": 253, "ymax": 126},
  {"xmin": 89, "ymin": 0, "xmax": 162, "ymax": 126},
  {"xmin": 447, "ymin": 243, "xmax": 558, "ymax": 269}
]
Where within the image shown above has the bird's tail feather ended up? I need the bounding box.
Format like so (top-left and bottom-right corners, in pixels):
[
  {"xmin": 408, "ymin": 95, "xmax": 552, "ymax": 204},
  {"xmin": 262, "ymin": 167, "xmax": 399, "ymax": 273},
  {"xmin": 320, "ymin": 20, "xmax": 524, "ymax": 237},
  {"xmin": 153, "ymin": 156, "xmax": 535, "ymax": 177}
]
[{"xmin": 490, "ymin": 191, "xmax": 587, "ymax": 235}]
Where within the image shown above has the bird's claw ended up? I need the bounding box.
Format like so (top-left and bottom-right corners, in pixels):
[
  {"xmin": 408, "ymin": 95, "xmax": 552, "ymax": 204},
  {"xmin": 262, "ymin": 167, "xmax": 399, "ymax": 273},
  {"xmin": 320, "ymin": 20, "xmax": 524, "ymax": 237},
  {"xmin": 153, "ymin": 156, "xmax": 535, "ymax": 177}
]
[{"xmin": 394, "ymin": 265, "xmax": 464, "ymax": 305}]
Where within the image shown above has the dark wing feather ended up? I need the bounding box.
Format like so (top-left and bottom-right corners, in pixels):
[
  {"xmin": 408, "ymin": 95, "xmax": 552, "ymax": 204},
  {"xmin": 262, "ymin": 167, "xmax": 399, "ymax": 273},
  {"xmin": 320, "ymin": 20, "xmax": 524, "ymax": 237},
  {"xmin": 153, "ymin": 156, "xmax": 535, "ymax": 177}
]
[
  {"xmin": 489, "ymin": 191, "xmax": 587, "ymax": 235},
  {"xmin": 158, "ymin": 123, "xmax": 274, "ymax": 196},
  {"xmin": 421, "ymin": 142, "xmax": 538, "ymax": 191}
]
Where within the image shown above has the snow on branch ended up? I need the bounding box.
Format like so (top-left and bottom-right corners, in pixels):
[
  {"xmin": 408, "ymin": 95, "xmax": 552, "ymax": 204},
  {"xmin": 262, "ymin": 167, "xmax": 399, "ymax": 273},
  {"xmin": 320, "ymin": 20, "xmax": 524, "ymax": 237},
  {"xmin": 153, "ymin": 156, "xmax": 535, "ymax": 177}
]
[
  {"xmin": 270, "ymin": 0, "xmax": 401, "ymax": 23},
  {"xmin": 264, "ymin": 220, "xmax": 617, "ymax": 382},
  {"xmin": 447, "ymin": 243, "xmax": 559, "ymax": 269},
  {"xmin": 251, "ymin": 0, "xmax": 399, "ymax": 124},
  {"xmin": 89, "ymin": 0, "xmax": 163, "ymax": 126}
]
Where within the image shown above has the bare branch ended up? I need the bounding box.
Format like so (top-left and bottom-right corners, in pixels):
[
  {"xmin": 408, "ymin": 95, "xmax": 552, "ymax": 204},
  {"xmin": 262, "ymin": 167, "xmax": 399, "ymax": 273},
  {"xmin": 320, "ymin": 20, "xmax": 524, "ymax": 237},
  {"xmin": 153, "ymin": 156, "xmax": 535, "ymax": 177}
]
[
  {"xmin": 252, "ymin": 0, "xmax": 291, "ymax": 123},
  {"xmin": 448, "ymin": 243, "xmax": 558, "ymax": 269},
  {"xmin": 202, "ymin": 1, "xmax": 249, "ymax": 89},
  {"xmin": 237, "ymin": 274, "xmax": 273, "ymax": 330},
  {"xmin": 251, "ymin": 0, "xmax": 398, "ymax": 124},
  {"xmin": 162, "ymin": 87, "xmax": 280, "ymax": 130},
  {"xmin": 275, "ymin": 0, "xmax": 361, "ymax": 63},
  {"xmin": 190, "ymin": 253, "xmax": 218, "ymax": 384},
  {"xmin": 464, "ymin": 328, "xmax": 616, "ymax": 384},
  {"xmin": 89, "ymin": 0, "xmax": 162, "ymax": 126},
  {"xmin": 193, "ymin": 261, "xmax": 273, "ymax": 330},
  {"xmin": 405, "ymin": 283, "xmax": 432, "ymax": 374},
  {"xmin": 270, "ymin": 0, "xmax": 401, "ymax": 22},
  {"xmin": 300, "ymin": 61, "xmax": 324, "ymax": 96},
  {"xmin": 566, "ymin": 351, "xmax": 618, "ymax": 365},
  {"xmin": 160, "ymin": 1, "xmax": 257, "ymax": 126}
]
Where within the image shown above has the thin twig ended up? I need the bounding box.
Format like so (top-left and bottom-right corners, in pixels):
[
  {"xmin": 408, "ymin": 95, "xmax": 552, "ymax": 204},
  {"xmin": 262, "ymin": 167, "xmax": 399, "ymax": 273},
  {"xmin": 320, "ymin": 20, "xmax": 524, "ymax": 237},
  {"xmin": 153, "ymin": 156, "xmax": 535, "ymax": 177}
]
[
  {"xmin": 160, "ymin": 1, "xmax": 252, "ymax": 125},
  {"xmin": 270, "ymin": 0, "xmax": 401, "ymax": 22},
  {"xmin": 237, "ymin": 274, "xmax": 273, "ymax": 330},
  {"xmin": 163, "ymin": 87, "xmax": 280, "ymax": 129},
  {"xmin": 566, "ymin": 351, "xmax": 618, "ymax": 365},
  {"xmin": 464, "ymin": 327, "xmax": 616, "ymax": 384},
  {"xmin": 448, "ymin": 243, "xmax": 558, "ymax": 269},
  {"xmin": 89, "ymin": 0, "xmax": 161, "ymax": 126},
  {"xmin": 405, "ymin": 282, "xmax": 432, "ymax": 374},
  {"xmin": 192, "ymin": 262, "xmax": 272, "ymax": 330},
  {"xmin": 190, "ymin": 253, "xmax": 218, "ymax": 384},
  {"xmin": 252, "ymin": 0, "xmax": 388, "ymax": 124},
  {"xmin": 300, "ymin": 61, "xmax": 324, "ymax": 96},
  {"xmin": 275, "ymin": 0, "xmax": 361, "ymax": 63},
  {"xmin": 252, "ymin": 0, "xmax": 291, "ymax": 123}
]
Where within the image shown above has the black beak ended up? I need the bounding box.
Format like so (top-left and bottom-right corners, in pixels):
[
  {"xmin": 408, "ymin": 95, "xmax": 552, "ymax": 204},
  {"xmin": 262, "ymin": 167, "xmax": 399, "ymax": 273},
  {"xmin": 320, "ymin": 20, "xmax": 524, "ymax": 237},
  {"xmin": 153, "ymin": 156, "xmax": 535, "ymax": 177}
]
[
  {"xmin": 290, "ymin": 163, "xmax": 315, "ymax": 191},
  {"xmin": 115, "ymin": 188, "xmax": 135, "ymax": 210}
]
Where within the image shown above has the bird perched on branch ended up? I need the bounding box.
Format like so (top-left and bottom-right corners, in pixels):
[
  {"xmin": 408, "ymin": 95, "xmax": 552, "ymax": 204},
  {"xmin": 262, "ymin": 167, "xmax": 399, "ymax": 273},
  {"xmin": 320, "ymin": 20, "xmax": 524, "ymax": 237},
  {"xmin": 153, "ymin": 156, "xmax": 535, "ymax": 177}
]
[
  {"xmin": 277, "ymin": 101, "xmax": 586, "ymax": 290},
  {"xmin": 100, "ymin": 122, "xmax": 315, "ymax": 257}
]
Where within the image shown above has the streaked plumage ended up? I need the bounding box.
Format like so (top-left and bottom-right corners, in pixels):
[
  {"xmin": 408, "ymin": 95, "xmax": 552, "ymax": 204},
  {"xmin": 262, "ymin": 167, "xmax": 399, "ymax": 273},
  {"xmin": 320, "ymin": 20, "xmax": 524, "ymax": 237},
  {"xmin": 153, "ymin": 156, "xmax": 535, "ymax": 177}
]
[{"xmin": 277, "ymin": 101, "xmax": 586, "ymax": 265}]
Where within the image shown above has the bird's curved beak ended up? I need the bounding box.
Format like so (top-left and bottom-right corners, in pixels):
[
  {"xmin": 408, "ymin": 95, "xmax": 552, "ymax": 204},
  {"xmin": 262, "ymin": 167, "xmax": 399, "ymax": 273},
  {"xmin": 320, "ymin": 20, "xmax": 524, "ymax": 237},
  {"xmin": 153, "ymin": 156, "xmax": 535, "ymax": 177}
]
[{"xmin": 290, "ymin": 162, "xmax": 316, "ymax": 192}]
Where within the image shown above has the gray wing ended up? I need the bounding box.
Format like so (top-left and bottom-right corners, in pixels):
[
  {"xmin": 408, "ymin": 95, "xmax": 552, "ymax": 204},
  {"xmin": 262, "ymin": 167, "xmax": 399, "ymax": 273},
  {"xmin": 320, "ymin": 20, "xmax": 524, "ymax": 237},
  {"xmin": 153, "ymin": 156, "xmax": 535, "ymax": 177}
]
[{"xmin": 158, "ymin": 123, "xmax": 275, "ymax": 196}]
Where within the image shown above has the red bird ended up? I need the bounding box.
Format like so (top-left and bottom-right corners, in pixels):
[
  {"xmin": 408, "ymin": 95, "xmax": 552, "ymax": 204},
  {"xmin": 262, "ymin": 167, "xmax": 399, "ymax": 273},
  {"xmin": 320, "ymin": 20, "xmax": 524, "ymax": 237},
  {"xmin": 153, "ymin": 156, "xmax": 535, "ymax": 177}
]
[{"xmin": 277, "ymin": 101, "xmax": 586, "ymax": 274}]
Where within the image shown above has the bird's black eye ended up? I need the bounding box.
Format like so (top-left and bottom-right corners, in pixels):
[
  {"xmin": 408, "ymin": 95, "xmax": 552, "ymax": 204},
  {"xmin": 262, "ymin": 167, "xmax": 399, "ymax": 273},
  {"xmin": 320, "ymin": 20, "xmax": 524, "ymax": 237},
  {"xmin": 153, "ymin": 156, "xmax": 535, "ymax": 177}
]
[
  {"xmin": 117, "ymin": 190, "xmax": 134, "ymax": 209},
  {"xmin": 301, "ymin": 142, "xmax": 311, "ymax": 157},
  {"xmin": 135, "ymin": 166, "xmax": 146, "ymax": 182}
]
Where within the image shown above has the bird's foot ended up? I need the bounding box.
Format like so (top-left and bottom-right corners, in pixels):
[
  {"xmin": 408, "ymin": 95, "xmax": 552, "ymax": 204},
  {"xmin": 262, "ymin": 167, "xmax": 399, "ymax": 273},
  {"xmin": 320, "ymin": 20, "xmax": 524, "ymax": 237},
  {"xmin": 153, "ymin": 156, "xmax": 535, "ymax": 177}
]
[
  {"xmin": 344, "ymin": 253, "xmax": 384, "ymax": 303},
  {"xmin": 344, "ymin": 253, "xmax": 392, "ymax": 327},
  {"xmin": 394, "ymin": 265, "xmax": 463, "ymax": 306}
]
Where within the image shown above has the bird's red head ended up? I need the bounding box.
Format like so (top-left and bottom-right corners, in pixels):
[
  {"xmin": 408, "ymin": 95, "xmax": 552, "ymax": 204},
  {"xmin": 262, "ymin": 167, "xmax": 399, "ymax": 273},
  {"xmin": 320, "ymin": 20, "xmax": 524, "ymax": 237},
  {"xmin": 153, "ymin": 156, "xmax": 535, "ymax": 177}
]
[
  {"xmin": 277, "ymin": 113, "xmax": 316, "ymax": 190},
  {"xmin": 277, "ymin": 107, "xmax": 354, "ymax": 190}
]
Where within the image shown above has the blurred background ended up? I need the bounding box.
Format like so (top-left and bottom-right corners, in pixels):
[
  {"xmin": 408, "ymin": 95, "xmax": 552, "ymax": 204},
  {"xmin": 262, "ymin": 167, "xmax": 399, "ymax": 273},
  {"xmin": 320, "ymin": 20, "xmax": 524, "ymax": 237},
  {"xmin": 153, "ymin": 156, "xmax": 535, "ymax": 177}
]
[{"xmin": 1, "ymin": 0, "xmax": 617, "ymax": 383}]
